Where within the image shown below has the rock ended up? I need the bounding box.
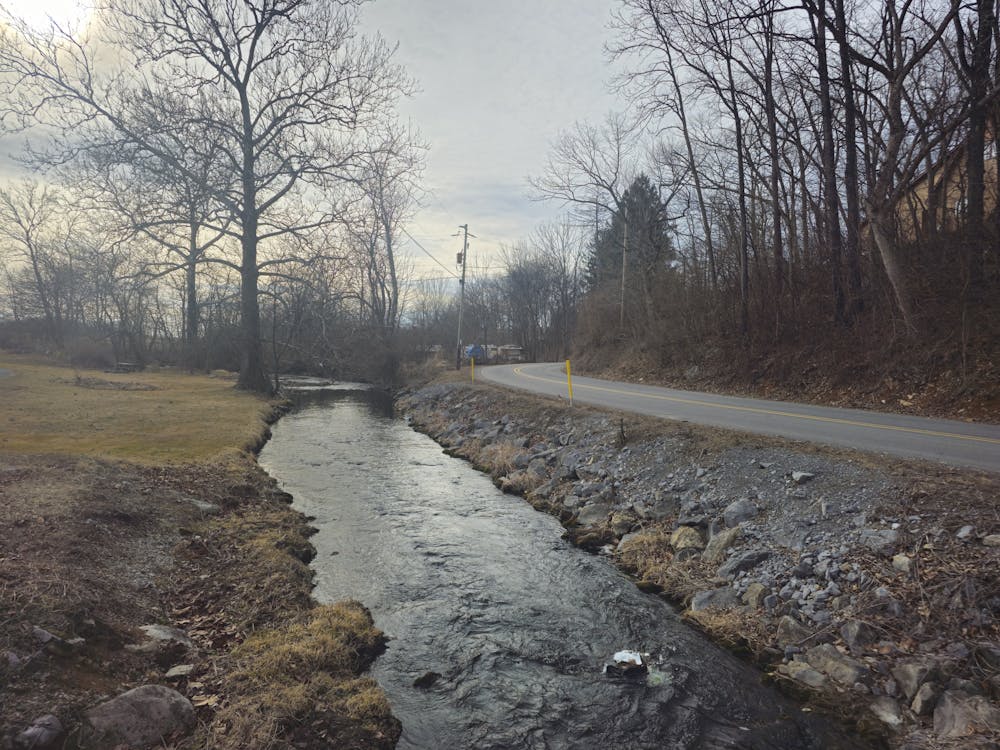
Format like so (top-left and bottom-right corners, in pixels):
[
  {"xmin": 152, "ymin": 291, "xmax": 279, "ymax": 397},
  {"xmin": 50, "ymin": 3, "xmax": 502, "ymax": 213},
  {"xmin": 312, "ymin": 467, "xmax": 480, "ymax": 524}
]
[
  {"xmin": 575, "ymin": 502, "xmax": 613, "ymax": 527},
  {"xmin": 869, "ymin": 696, "xmax": 903, "ymax": 730},
  {"xmin": 695, "ymin": 466, "xmax": 708, "ymax": 478},
  {"xmin": 840, "ymin": 620, "xmax": 876, "ymax": 656},
  {"xmin": 188, "ymin": 498, "xmax": 220, "ymax": 514},
  {"xmin": 610, "ymin": 512, "xmax": 633, "ymax": 536},
  {"xmin": 702, "ymin": 527, "xmax": 741, "ymax": 563},
  {"xmin": 776, "ymin": 615, "xmax": 812, "ymax": 647},
  {"xmin": 803, "ymin": 643, "xmax": 867, "ymax": 687},
  {"xmin": 933, "ymin": 690, "xmax": 1000, "ymax": 738},
  {"xmin": 983, "ymin": 534, "xmax": 1000, "ymax": 547},
  {"xmin": 859, "ymin": 528, "xmax": 900, "ymax": 556},
  {"xmin": 791, "ymin": 471, "xmax": 815, "ymax": 484},
  {"xmin": 717, "ymin": 550, "xmax": 770, "ymax": 579},
  {"xmin": 84, "ymin": 685, "xmax": 195, "ymax": 748},
  {"xmin": 743, "ymin": 582, "xmax": 768, "ymax": 608},
  {"xmin": 670, "ymin": 525, "xmax": 704, "ymax": 551},
  {"xmin": 131, "ymin": 625, "xmax": 195, "ymax": 652},
  {"xmin": 892, "ymin": 660, "xmax": 936, "ymax": 701},
  {"xmin": 778, "ymin": 660, "xmax": 828, "ymax": 689},
  {"xmin": 956, "ymin": 524, "xmax": 975, "ymax": 540},
  {"xmin": 605, "ymin": 650, "xmax": 648, "ymax": 679},
  {"xmin": 32, "ymin": 626, "xmax": 58, "ymax": 645},
  {"xmin": 911, "ymin": 681, "xmax": 940, "ymax": 716},
  {"xmin": 576, "ymin": 460, "xmax": 607, "ymax": 482},
  {"xmin": 165, "ymin": 664, "xmax": 195, "ymax": 678},
  {"xmin": 891, "ymin": 554, "xmax": 912, "ymax": 574},
  {"xmin": 674, "ymin": 547, "xmax": 702, "ymax": 562},
  {"xmin": 723, "ymin": 499, "xmax": 757, "ymax": 527},
  {"xmin": 15, "ymin": 714, "xmax": 62, "ymax": 749},
  {"xmin": 690, "ymin": 587, "xmax": 740, "ymax": 611},
  {"xmin": 676, "ymin": 513, "xmax": 709, "ymax": 529},
  {"xmin": 413, "ymin": 671, "xmax": 441, "ymax": 689}
]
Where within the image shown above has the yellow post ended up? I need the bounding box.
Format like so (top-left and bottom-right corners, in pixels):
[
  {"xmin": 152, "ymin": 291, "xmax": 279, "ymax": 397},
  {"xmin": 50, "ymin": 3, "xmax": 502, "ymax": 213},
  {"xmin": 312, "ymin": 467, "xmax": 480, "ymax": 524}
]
[
  {"xmin": 565, "ymin": 359, "xmax": 573, "ymax": 406},
  {"xmin": 471, "ymin": 357, "xmax": 475, "ymax": 382}
]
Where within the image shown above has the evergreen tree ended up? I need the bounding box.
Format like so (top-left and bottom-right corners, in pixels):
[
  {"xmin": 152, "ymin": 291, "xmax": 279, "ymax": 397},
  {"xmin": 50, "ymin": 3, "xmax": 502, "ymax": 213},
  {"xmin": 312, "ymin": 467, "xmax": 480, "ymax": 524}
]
[{"xmin": 585, "ymin": 174, "xmax": 673, "ymax": 291}]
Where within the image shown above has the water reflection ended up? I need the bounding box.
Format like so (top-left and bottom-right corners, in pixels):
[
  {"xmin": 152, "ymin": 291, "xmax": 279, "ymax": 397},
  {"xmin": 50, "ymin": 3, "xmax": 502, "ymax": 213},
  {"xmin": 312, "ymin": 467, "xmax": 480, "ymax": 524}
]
[{"xmin": 260, "ymin": 386, "xmax": 869, "ymax": 750}]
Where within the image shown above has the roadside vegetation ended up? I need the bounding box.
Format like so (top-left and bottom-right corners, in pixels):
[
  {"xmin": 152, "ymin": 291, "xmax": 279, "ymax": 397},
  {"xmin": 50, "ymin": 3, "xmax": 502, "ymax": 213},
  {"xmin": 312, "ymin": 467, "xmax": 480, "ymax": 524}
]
[{"xmin": 0, "ymin": 355, "xmax": 399, "ymax": 749}]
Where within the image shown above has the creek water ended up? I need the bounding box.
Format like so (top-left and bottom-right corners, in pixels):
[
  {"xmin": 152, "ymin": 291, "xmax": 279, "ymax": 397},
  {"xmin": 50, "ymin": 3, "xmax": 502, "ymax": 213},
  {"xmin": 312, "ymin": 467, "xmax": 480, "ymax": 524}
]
[{"xmin": 259, "ymin": 384, "xmax": 867, "ymax": 750}]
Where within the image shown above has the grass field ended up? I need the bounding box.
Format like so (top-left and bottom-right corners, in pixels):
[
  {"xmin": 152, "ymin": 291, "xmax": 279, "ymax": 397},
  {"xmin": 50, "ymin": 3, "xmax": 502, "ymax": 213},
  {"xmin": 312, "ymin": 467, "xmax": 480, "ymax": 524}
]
[{"xmin": 0, "ymin": 354, "xmax": 273, "ymax": 462}]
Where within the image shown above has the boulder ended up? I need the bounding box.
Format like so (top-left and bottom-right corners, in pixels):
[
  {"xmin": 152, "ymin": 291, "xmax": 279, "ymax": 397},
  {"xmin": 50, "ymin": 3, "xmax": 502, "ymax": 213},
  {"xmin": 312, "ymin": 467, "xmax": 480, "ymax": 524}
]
[
  {"xmin": 982, "ymin": 534, "xmax": 1000, "ymax": 547},
  {"xmin": 911, "ymin": 681, "xmax": 940, "ymax": 716},
  {"xmin": 776, "ymin": 615, "xmax": 812, "ymax": 647},
  {"xmin": 891, "ymin": 554, "xmax": 913, "ymax": 574},
  {"xmin": 803, "ymin": 644, "xmax": 867, "ymax": 687},
  {"xmin": 575, "ymin": 502, "xmax": 613, "ymax": 527},
  {"xmin": 858, "ymin": 529, "xmax": 899, "ymax": 556},
  {"xmin": 869, "ymin": 696, "xmax": 903, "ymax": 730},
  {"xmin": 791, "ymin": 471, "xmax": 815, "ymax": 484},
  {"xmin": 840, "ymin": 620, "xmax": 876, "ymax": 656},
  {"xmin": 723, "ymin": 499, "xmax": 757, "ymax": 527},
  {"xmin": 15, "ymin": 714, "xmax": 62, "ymax": 749},
  {"xmin": 933, "ymin": 690, "xmax": 1000, "ymax": 738},
  {"xmin": 670, "ymin": 526, "xmax": 704, "ymax": 551},
  {"xmin": 778, "ymin": 660, "xmax": 828, "ymax": 689},
  {"xmin": 702, "ymin": 527, "xmax": 741, "ymax": 563},
  {"xmin": 136, "ymin": 625, "xmax": 195, "ymax": 650},
  {"xmin": 892, "ymin": 660, "xmax": 936, "ymax": 701},
  {"xmin": 690, "ymin": 587, "xmax": 740, "ymax": 611},
  {"xmin": 717, "ymin": 550, "xmax": 770, "ymax": 579},
  {"xmin": 955, "ymin": 525, "xmax": 975, "ymax": 540},
  {"xmin": 84, "ymin": 685, "xmax": 195, "ymax": 748},
  {"xmin": 742, "ymin": 582, "xmax": 768, "ymax": 609},
  {"xmin": 610, "ymin": 512, "xmax": 634, "ymax": 536}
]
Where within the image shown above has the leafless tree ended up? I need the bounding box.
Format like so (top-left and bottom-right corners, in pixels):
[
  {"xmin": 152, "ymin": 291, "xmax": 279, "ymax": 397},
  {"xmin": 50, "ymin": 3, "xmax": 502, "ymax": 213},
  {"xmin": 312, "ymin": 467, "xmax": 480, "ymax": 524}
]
[{"xmin": 0, "ymin": 0, "xmax": 410, "ymax": 391}]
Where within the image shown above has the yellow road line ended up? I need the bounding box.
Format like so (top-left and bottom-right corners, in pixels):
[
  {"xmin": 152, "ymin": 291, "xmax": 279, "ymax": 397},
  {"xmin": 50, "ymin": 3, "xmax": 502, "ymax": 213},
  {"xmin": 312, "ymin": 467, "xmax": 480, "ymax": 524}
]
[{"xmin": 510, "ymin": 367, "xmax": 1000, "ymax": 447}]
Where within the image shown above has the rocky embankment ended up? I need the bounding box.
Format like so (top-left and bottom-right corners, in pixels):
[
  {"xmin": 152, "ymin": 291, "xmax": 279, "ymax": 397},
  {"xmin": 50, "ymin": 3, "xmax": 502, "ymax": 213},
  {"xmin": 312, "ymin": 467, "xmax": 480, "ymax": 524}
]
[{"xmin": 399, "ymin": 381, "xmax": 1000, "ymax": 749}]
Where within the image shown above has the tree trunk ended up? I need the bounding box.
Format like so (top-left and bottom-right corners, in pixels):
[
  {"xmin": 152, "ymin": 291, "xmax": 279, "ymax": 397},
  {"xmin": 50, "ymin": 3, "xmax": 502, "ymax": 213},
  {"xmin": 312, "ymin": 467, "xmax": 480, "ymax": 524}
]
[
  {"xmin": 869, "ymin": 208, "xmax": 918, "ymax": 333},
  {"xmin": 834, "ymin": 0, "xmax": 863, "ymax": 319},
  {"xmin": 962, "ymin": 0, "xmax": 995, "ymax": 289},
  {"xmin": 814, "ymin": 0, "xmax": 846, "ymax": 324},
  {"xmin": 236, "ymin": 89, "xmax": 270, "ymax": 393},
  {"xmin": 764, "ymin": 16, "xmax": 785, "ymax": 334}
]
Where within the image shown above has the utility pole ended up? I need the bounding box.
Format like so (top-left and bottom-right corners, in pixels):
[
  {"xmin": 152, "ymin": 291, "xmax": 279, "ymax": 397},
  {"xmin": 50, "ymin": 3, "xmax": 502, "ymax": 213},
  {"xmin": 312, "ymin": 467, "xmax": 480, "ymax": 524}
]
[{"xmin": 455, "ymin": 224, "xmax": 470, "ymax": 370}]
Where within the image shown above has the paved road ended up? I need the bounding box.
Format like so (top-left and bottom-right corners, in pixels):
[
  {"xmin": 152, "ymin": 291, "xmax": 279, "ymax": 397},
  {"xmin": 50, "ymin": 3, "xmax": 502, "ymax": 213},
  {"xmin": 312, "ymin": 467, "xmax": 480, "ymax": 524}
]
[{"xmin": 478, "ymin": 362, "xmax": 1000, "ymax": 473}]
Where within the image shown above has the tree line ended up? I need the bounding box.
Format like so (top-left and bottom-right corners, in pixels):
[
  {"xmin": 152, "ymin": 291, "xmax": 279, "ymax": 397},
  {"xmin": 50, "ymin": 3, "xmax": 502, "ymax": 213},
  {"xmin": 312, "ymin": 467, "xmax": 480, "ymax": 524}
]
[
  {"xmin": 530, "ymin": 0, "xmax": 999, "ymax": 379},
  {"xmin": 0, "ymin": 0, "xmax": 421, "ymax": 391}
]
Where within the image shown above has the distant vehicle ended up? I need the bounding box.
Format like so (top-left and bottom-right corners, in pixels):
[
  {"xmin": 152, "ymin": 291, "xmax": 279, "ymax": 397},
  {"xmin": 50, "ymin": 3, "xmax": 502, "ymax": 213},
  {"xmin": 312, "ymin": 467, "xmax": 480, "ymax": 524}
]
[{"xmin": 496, "ymin": 345, "xmax": 524, "ymax": 362}]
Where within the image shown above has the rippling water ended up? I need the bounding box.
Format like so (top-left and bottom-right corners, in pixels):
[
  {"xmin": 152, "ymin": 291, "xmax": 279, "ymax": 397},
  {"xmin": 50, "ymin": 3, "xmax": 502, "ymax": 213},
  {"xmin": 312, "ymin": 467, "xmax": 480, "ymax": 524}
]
[{"xmin": 259, "ymin": 385, "xmax": 867, "ymax": 750}]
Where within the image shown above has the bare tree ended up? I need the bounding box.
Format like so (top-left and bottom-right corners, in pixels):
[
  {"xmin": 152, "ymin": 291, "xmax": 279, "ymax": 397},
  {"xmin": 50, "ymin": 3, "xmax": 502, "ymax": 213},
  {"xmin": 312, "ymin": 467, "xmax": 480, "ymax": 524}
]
[
  {"xmin": 0, "ymin": 0, "xmax": 410, "ymax": 391},
  {"xmin": 0, "ymin": 181, "xmax": 64, "ymax": 343}
]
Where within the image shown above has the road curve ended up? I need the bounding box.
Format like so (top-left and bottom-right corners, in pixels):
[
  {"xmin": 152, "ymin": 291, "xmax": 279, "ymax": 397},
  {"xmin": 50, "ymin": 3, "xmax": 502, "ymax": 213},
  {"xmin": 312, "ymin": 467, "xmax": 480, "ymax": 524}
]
[{"xmin": 478, "ymin": 362, "xmax": 1000, "ymax": 473}]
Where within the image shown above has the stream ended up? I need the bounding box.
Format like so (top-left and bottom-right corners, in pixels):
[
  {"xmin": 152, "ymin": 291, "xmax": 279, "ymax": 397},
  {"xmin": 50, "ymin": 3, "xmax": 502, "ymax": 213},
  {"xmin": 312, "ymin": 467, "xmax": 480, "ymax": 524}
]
[{"xmin": 259, "ymin": 383, "xmax": 868, "ymax": 750}]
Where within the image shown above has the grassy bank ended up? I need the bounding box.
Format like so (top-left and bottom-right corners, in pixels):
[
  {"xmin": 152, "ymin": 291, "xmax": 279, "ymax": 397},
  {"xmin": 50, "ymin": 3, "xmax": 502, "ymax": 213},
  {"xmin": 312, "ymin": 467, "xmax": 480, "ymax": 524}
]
[{"xmin": 0, "ymin": 354, "xmax": 399, "ymax": 749}]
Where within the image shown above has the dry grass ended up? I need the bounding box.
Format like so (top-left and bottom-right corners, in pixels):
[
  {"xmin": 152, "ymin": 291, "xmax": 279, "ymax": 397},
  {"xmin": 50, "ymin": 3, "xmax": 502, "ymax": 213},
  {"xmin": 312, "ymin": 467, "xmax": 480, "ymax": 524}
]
[
  {"xmin": 206, "ymin": 602, "xmax": 398, "ymax": 750},
  {"xmin": 477, "ymin": 440, "xmax": 521, "ymax": 475},
  {"xmin": 0, "ymin": 354, "xmax": 273, "ymax": 463}
]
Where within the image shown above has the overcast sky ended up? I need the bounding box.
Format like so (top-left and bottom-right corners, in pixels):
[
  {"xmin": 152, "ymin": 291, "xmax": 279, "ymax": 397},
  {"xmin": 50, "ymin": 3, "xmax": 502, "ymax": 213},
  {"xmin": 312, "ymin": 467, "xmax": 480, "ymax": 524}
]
[
  {"xmin": 359, "ymin": 1, "xmax": 625, "ymax": 281},
  {"xmin": 0, "ymin": 1, "xmax": 627, "ymax": 282}
]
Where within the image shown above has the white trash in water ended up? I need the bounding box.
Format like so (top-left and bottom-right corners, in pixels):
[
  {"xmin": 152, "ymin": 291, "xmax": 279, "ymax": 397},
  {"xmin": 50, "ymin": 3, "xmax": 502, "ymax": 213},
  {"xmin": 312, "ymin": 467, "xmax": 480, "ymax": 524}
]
[
  {"xmin": 612, "ymin": 650, "xmax": 643, "ymax": 666},
  {"xmin": 604, "ymin": 650, "xmax": 648, "ymax": 678}
]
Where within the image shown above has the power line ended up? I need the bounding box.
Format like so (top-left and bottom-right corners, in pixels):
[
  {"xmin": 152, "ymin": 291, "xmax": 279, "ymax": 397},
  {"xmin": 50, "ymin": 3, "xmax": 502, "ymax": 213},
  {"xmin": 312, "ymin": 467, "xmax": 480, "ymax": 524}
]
[{"xmin": 401, "ymin": 228, "xmax": 459, "ymax": 279}]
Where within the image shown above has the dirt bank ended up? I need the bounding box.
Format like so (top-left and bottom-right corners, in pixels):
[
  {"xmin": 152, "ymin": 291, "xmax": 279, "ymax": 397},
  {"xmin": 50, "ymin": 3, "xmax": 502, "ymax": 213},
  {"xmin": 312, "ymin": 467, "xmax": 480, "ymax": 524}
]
[
  {"xmin": 0, "ymin": 356, "xmax": 399, "ymax": 750},
  {"xmin": 399, "ymin": 380, "xmax": 1000, "ymax": 749}
]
